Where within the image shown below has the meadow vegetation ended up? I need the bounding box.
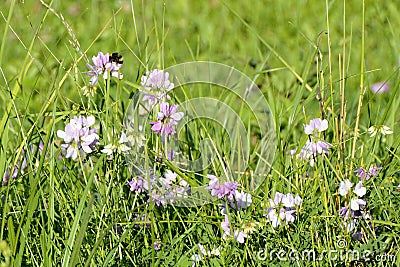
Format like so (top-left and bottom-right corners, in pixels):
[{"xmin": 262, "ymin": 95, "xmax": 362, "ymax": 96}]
[{"xmin": 0, "ymin": 0, "xmax": 399, "ymax": 266}]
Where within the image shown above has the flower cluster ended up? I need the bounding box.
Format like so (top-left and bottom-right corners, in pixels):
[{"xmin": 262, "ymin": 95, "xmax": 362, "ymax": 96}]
[
  {"xmin": 191, "ymin": 243, "xmax": 221, "ymax": 266},
  {"xmin": 265, "ymin": 192, "xmax": 302, "ymax": 228},
  {"xmin": 101, "ymin": 132, "xmax": 131, "ymax": 158},
  {"xmin": 367, "ymin": 125, "xmax": 393, "ymax": 137},
  {"xmin": 205, "ymin": 175, "xmax": 252, "ymax": 210},
  {"xmin": 140, "ymin": 69, "xmax": 174, "ymax": 106},
  {"xmin": 339, "ymin": 180, "xmax": 367, "ymax": 213},
  {"xmin": 354, "ymin": 165, "xmax": 382, "ymax": 180},
  {"xmin": 127, "ymin": 176, "xmax": 150, "ymax": 194},
  {"xmin": 149, "ymin": 102, "xmax": 184, "ymax": 136},
  {"xmin": 338, "ymin": 175, "xmax": 373, "ymax": 240},
  {"xmin": 203, "ymin": 175, "xmax": 252, "ymax": 244},
  {"xmin": 126, "ymin": 69, "xmax": 187, "ymax": 205},
  {"xmin": 127, "ymin": 170, "xmax": 190, "ymax": 206},
  {"xmin": 206, "ymin": 175, "xmax": 240, "ymax": 199},
  {"xmin": 57, "ymin": 115, "xmax": 99, "ymax": 160},
  {"xmin": 86, "ymin": 52, "xmax": 123, "ymax": 86},
  {"xmin": 291, "ymin": 118, "xmax": 331, "ymax": 166},
  {"xmin": 138, "ymin": 69, "xmax": 184, "ymax": 137}
]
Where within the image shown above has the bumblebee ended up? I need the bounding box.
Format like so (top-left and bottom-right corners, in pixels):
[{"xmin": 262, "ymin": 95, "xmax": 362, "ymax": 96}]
[{"xmin": 109, "ymin": 52, "xmax": 124, "ymax": 65}]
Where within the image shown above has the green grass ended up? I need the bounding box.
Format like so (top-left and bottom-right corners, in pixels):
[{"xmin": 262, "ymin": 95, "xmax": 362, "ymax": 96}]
[{"xmin": 0, "ymin": 0, "xmax": 399, "ymax": 266}]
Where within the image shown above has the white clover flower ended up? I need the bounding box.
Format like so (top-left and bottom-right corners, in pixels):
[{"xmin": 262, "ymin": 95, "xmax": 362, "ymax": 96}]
[
  {"xmin": 101, "ymin": 144, "xmax": 116, "ymax": 156},
  {"xmin": 101, "ymin": 132, "xmax": 131, "ymax": 157},
  {"xmin": 368, "ymin": 125, "xmax": 393, "ymax": 137},
  {"xmin": 196, "ymin": 243, "xmax": 221, "ymax": 257}
]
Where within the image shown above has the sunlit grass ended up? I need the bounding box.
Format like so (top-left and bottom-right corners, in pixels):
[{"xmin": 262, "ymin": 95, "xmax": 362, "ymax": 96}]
[{"xmin": 0, "ymin": 1, "xmax": 399, "ymax": 266}]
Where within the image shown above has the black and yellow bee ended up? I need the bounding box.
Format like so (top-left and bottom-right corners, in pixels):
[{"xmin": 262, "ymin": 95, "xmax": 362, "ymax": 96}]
[{"xmin": 109, "ymin": 52, "xmax": 124, "ymax": 65}]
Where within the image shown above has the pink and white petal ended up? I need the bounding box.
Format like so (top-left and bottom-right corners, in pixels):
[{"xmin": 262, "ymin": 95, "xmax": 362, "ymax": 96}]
[
  {"xmin": 319, "ymin": 119, "xmax": 329, "ymax": 132},
  {"xmin": 57, "ymin": 130, "xmax": 66, "ymax": 139},
  {"xmin": 82, "ymin": 145, "xmax": 93, "ymax": 153},
  {"xmin": 171, "ymin": 112, "xmax": 184, "ymax": 121},
  {"xmin": 86, "ymin": 115, "xmax": 96, "ymax": 127}
]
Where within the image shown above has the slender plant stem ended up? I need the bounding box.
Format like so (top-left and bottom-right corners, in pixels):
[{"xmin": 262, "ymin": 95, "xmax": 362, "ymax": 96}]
[{"xmin": 350, "ymin": 0, "xmax": 365, "ymax": 173}]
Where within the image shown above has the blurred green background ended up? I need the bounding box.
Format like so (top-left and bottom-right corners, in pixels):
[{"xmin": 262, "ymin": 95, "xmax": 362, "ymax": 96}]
[{"xmin": 0, "ymin": 0, "xmax": 399, "ymax": 128}]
